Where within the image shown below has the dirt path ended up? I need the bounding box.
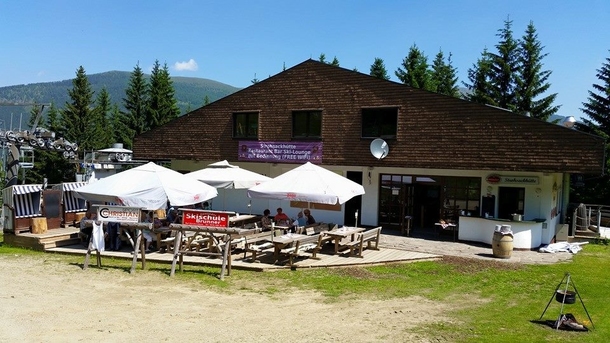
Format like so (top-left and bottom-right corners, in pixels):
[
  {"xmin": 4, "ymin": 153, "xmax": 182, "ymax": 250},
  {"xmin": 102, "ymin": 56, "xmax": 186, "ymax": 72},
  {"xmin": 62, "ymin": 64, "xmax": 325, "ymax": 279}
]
[{"xmin": 0, "ymin": 254, "xmax": 453, "ymax": 343}]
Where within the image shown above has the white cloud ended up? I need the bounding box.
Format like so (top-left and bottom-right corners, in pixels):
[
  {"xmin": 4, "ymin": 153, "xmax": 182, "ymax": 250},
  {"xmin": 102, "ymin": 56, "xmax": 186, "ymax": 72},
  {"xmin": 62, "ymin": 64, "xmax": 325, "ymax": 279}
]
[{"xmin": 174, "ymin": 59, "xmax": 198, "ymax": 71}]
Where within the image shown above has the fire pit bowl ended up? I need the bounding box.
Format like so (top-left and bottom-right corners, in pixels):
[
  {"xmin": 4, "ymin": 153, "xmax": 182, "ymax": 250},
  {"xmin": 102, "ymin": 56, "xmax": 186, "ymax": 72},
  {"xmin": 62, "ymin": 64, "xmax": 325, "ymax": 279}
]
[{"xmin": 556, "ymin": 290, "xmax": 576, "ymax": 304}]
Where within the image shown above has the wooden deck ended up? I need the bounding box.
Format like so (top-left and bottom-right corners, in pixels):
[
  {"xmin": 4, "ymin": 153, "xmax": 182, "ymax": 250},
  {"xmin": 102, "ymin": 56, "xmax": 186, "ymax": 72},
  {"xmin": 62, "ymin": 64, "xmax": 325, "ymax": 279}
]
[
  {"xmin": 5, "ymin": 227, "xmax": 441, "ymax": 271},
  {"xmin": 3, "ymin": 227, "xmax": 81, "ymax": 251},
  {"xmin": 48, "ymin": 243, "xmax": 440, "ymax": 271}
]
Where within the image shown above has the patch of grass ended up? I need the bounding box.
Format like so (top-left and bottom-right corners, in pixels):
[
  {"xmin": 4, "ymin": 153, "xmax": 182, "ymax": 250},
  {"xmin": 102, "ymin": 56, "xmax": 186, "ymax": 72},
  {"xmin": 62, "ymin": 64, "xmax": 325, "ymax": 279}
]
[{"xmin": 2, "ymin": 230, "xmax": 608, "ymax": 342}]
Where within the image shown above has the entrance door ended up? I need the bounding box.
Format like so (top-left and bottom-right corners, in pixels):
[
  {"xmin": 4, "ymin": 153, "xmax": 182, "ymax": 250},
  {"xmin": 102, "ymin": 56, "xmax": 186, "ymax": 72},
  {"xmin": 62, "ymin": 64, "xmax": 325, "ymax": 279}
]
[
  {"xmin": 413, "ymin": 184, "xmax": 441, "ymax": 228},
  {"xmin": 343, "ymin": 171, "xmax": 363, "ymax": 226}
]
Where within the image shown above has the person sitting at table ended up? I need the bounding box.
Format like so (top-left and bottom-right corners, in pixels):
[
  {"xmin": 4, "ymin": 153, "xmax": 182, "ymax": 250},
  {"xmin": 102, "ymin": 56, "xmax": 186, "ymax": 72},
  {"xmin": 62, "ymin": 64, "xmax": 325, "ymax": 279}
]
[
  {"xmin": 142, "ymin": 211, "xmax": 161, "ymax": 252},
  {"xmin": 166, "ymin": 207, "xmax": 180, "ymax": 224},
  {"xmin": 260, "ymin": 209, "xmax": 272, "ymax": 231},
  {"xmin": 295, "ymin": 211, "xmax": 307, "ymax": 227},
  {"xmin": 274, "ymin": 207, "xmax": 291, "ymax": 226},
  {"xmin": 79, "ymin": 210, "xmax": 96, "ymax": 245},
  {"xmin": 304, "ymin": 209, "xmax": 316, "ymax": 225}
]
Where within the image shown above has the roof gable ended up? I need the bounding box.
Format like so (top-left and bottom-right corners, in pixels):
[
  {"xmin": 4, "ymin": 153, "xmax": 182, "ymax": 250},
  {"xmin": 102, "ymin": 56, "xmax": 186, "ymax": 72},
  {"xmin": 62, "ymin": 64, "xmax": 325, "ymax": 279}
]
[{"xmin": 134, "ymin": 60, "xmax": 605, "ymax": 174}]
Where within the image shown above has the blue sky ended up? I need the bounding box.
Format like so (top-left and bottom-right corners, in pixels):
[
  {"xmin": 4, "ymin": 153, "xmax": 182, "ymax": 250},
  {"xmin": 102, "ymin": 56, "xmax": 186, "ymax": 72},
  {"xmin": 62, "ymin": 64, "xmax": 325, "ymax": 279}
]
[{"xmin": 1, "ymin": 1, "xmax": 608, "ymax": 120}]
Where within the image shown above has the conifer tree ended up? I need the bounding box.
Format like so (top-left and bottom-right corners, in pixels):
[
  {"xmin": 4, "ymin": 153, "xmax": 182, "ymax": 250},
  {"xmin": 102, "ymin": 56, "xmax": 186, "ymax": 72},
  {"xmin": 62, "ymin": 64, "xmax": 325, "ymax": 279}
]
[
  {"xmin": 93, "ymin": 87, "xmax": 114, "ymax": 148},
  {"xmin": 395, "ymin": 44, "xmax": 431, "ymax": 90},
  {"xmin": 572, "ymin": 52, "xmax": 610, "ymax": 203},
  {"xmin": 369, "ymin": 57, "xmax": 390, "ymax": 80},
  {"xmin": 147, "ymin": 60, "xmax": 180, "ymax": 129},
  {"xmin": 464, "ymin": 49, "xmax": 496, "ymax": 104},
  {"xmin": 487, "ymin": 17, "xmax": 520, "ymax": 111},
  {"xmin": 61, "ymin": 66, "xmax": 96, "ymax": 151},
  {"xmin": 121, "ymin": 63, "xmax": 147, "ymax": 148},
  {"xmin": 579, "ymin": 51, "xmax": 610, "ymax": 140},
  {"xmin": 26, "ymin": 103, "xmax": 73, "ymax": 183},
  {"xmin": 318, "ymin": 53, "xmax": 327, "ymax": 64},
  {"xmin": 516, "ymin": 21, "xmax": 559, "ymax": 120},
  {"xmin": 110, "ymin": 104, "xmax": 131, "ymax": 147},
  {"xmin": 430, "ymin": 50, "xmax": 460, "ymax": 97}
]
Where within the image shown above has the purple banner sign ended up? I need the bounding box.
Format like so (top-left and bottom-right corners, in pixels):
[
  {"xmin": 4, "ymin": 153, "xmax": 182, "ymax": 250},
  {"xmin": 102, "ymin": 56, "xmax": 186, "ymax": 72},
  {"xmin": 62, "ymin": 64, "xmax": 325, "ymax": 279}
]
[{"xmin": 238, "ymin": 141, "xmax": 323, "ymax": 164}]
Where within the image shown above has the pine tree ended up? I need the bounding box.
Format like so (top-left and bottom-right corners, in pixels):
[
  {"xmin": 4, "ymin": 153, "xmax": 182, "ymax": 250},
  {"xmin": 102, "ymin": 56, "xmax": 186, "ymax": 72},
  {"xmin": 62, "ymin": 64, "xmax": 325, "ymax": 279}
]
[
  {"xmin": 318, "ymin": 53, "xmax": 327, "ymax": 64},
  {"xmin": 203, "ymin": 95, "xmax": 211, "ymax": 106},
  {"xmin": 147, "ymin": 60, "xmax": 180, "ymax": 129},
  {"xmin": 61, "ymin": 66, "xmax": 96, "ymax": 151},
  {"xmin": 92, "ymin": 87, "xmax": 114, "ymax": 149},
  {"xmin": 121, "ymin": 63, "xmax": 148, "ymax": 148},
  {"xmin": 369, "ymin": 57, "xmax": 390, "ymax": 80},
  {"xmin": 572, "ymin": 51, "xmax": 610, "ymax": 204},
  {"xmin": 516, "ymin": 21, "xmax": 559, "ymax": 120},
  {"xmin": 26, "ymin": 103, "xmax": 73, "ymax": 183},
  {"xmin": 579, "ymin": 52, "xmax": 610, "ymax": 139},
  {"xmin": 329, "ymin": 56, "xmax": 340, "ymax": 66},
  {"xmin": 487, "ymin": 17, "xmax": 520, "ymax": 111},
  {"xmin": 430, "ymin": 50, "xmax": 460, "ymax": 97},
  {"xmin": 395, "ymin": 44, "xmax": 431, "ymax": 90},
  {"xmin": 110, "ymin": 104, "xmax": 131, "ymax": 147},
  {"xmin": 464, "ymin": 49, "xmax": 496, "ymax": 105}
]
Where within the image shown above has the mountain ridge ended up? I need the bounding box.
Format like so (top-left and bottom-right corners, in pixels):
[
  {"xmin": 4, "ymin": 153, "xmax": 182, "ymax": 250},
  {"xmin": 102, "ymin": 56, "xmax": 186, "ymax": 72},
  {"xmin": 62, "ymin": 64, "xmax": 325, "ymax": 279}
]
[{"xmin": 0, "ymin": 71, "xmax": 241, "ymax": 130}]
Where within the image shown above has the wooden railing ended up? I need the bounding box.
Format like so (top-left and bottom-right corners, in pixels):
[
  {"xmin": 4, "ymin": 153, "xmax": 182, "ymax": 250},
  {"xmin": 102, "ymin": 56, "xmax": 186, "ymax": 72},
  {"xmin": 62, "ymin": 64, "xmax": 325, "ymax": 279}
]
[{"xmin": 572, "ymin": 204, "xmax": 610, "ymax": 234}]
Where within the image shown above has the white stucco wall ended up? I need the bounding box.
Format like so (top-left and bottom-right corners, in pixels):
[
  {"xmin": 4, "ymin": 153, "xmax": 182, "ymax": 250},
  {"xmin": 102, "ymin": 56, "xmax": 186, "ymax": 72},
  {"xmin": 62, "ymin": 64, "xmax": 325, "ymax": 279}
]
[
  {"xmin": 459, "ymin": 216, "xmax": 543, "ymax": 249},
  {"xmin": 171, "ymin": 159, "xmax": 566, "ymax": 235}
]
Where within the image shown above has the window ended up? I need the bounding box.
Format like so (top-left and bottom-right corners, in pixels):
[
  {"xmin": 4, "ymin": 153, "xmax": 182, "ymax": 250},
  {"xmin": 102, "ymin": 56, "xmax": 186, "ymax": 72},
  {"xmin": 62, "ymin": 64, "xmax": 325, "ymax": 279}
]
[
  {"xmin": 233, "ymin": 112, "xmax": 258, "ymax": 139},
  {"xmin": 362, "ymin": 107, "xmax": 398, "ymax": 139},
  {"xmin": 292, "ymin": 110, "xmax": 322, "ymax": 139}
]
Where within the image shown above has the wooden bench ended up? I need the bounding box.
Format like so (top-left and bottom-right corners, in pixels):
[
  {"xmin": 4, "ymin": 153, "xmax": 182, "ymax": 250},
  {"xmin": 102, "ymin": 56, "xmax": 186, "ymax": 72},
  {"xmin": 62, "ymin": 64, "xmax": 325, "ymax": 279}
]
[
  {"xmin": 341, "ymin": 227, "xmax": 382, "ymax": 258},
  {"xmin": 242, "ymin": 231, "xmax": 275, "ymax": 261},
  {"xmin": 279, "ymin": 234, "xmax": 322, "ymax": 266}
]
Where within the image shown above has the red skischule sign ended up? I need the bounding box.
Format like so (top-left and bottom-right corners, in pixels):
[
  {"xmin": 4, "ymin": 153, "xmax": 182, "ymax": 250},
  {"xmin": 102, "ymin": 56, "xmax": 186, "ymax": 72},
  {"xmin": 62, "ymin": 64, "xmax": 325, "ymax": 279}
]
[{"xmin": 182, "ymin": 210, "xmax": 229, "ymax": 228}]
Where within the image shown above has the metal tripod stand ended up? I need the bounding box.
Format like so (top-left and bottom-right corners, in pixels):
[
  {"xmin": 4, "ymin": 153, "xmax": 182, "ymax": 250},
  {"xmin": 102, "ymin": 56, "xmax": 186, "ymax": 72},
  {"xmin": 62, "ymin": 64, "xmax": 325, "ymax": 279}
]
[{"xmin": 539, "ymin": 273, "xmax": 594, "ymax": 329}]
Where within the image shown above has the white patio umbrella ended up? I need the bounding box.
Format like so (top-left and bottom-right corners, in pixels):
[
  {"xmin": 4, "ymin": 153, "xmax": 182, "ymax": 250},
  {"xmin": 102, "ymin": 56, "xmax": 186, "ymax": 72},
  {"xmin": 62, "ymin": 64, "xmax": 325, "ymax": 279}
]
[
  {"xmin": 73, "ymin": 162, "xmax": 218, "ymax": 210},
  {"xmin": 247, "ymin": 162, "xmax": 365, "ymax": 205},
  {"xmin": 185, "ymin": 160, "xmax": 271, "ymax": 189},
  {"xmin": 186, "ymin": 160, "xmax": 271, "ymax": 211}
]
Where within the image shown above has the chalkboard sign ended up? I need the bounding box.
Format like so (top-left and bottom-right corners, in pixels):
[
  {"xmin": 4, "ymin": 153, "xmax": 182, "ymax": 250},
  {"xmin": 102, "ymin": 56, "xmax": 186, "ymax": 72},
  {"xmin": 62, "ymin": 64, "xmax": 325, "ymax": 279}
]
[
  {"xmin": 43, "ymin": 190, "xmax": 61, "ymax": 219},
  {"xmin": 481, "ymin": 195, "xmax": 495, "ymax": 218}
]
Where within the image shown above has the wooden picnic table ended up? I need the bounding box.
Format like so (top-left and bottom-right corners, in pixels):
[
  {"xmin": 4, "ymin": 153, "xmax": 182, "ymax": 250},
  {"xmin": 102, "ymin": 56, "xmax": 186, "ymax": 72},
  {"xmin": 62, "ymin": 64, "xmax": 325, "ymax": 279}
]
[
  {"xmin": 271, "ymin": 233, "xmax": 307, "ymax": 261},
  {"xmin": 229, "ymin": 214, "xmax": 260, "ymax": 227},
  {"xmin": 167, "ymin": 224, "xmax": 256, "ymax": 280},
  {"xmin": 324, "ymin": 226, "xmax": 366, "ymax": 254}
]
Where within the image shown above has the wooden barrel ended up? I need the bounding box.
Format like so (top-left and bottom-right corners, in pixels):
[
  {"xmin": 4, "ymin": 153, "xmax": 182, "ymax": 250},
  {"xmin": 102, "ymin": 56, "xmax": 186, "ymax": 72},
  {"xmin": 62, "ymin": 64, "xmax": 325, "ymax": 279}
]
[
  {"xmin": 492, "ymin": 231, "xmax": 513, "ymax": 258},
  {"xmin": 31, "ymin": 217, "xmax": 48, "ymax": 234},
  {"xmin": 75, "ymin": 212, "xmax": 86, "ymax": 223}
]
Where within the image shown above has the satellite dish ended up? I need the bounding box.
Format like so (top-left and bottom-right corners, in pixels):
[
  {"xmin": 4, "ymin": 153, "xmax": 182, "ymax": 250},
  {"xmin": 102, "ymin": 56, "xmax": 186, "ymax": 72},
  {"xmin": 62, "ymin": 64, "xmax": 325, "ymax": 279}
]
[
  {"xmin": 370, "ymin": 138, "xmax": 389, "ymax": 160},
  {"xmin": 562, "ymin": 116, "xmax": 576, "ymax": 128}
]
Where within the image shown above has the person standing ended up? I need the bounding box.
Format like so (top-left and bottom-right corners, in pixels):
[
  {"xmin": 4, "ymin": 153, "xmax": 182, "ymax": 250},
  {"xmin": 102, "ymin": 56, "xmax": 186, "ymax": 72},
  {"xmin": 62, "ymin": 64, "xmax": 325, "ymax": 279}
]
[{"xmin": 107, "ymin": 221, "xmax": 121, "ymax": 251}]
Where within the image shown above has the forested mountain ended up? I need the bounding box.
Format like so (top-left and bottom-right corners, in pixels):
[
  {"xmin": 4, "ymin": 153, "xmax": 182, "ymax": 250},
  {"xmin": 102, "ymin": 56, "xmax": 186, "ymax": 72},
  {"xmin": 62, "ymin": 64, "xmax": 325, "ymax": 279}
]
[{"xmin": 0, "ymin": 71, "xmax": 241, "ymax": 130}]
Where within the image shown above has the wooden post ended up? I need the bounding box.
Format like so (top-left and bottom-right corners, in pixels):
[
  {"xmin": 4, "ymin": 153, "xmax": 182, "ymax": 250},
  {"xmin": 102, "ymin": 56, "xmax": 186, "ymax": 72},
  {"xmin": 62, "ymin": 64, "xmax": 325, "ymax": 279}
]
[
  {"xmin": 84, "ymin": 236, "xmax": 102, "ymax": 269},
  {"xmin": 130, "ymin": 230, "xmax": 142, "ymax": 274},
  {"xmin": 219, "ymin": 235, "xmax": 231, "ymax": 280},
  {"xmin": 83, "ymin": 239, "xmax": 93, "ymax": 270},
  {"xmin": 170, "ymin": 230, "xmax": 182, "ymax": 277},
  {"xmin": 140, "ymin": 229, "xmax": 147, "ymax": 270}
]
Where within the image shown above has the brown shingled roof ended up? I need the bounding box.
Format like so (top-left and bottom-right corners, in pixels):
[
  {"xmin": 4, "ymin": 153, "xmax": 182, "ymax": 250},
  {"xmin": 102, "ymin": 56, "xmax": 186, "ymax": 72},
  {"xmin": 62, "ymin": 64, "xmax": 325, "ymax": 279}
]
[{"xmin": 133, "ymin": 59, "xmax": 605, "ymax": 174}]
